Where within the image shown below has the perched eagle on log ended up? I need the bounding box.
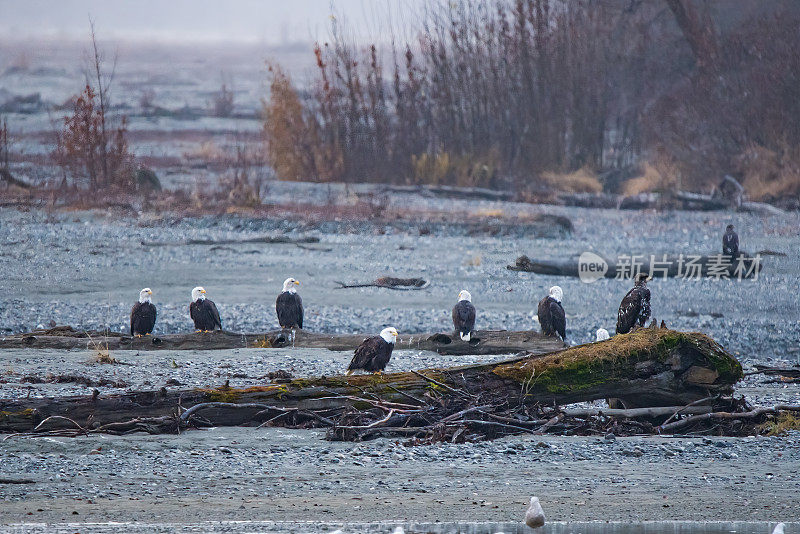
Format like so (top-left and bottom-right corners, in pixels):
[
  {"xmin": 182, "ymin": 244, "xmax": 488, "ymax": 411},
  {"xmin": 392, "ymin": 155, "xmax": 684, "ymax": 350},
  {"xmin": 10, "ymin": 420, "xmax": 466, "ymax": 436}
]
[
  {"xmin": 130, "ymin": 288, "xmax": 156, "ymax": 337},
  {"xmin": 276, "ymin": 277, "xmax": 303, "ymax": 336},
  {"xmin": 452, "ymin": 290, "xmax": 476, "ymax": 341},
  {"xmin": 616, "ymin": 274, "xmax": 651, "ymax": 334},
  {"xmin": 538, "ymin": 286, "xmax": 566, "ymax": 340},
  {"xmin": 347, "ymin": 327, "xmax": 398, "ymax": 375},
  {"xmin": 723, "ymin": 224, "xmax": 739, "ymax": 257},
  {"xmin": 190, "ymin": 286, "xmax": 222, "ymax": 332}
]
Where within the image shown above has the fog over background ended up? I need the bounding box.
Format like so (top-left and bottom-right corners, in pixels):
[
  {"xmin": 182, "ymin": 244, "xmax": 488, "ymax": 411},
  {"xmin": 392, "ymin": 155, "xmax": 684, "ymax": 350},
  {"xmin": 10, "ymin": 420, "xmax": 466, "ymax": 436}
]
[{"xmin": 0, "ymin": 0, "xmax": 423, "ymax": 44}]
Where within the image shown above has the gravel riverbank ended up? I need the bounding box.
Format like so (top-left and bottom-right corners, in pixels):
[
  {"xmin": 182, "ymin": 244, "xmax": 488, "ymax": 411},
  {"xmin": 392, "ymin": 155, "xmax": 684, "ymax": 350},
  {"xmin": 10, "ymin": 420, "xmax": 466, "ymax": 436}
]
[{"xmin": 2, "ymin": 196, "xmax": 799, "ymax": 527}]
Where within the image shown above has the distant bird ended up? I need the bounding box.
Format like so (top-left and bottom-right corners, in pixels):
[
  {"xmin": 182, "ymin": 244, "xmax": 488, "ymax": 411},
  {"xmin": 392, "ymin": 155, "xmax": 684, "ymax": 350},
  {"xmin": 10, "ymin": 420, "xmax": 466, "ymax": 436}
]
[
  {"xmin": 660, "ymin": 319, "xmax": 667, "ymax": 329},
  {"xmin": 190, "ymin": 286, "xmax": 222, "ymax": 332},
  {"xmin": 595, "ymin": 328, "xmax": 610, "ymax": 341},
  {"xmin": 524, "ymin": 496, "xmax": 545, "ymax": 529},
  {"xmin": 537, "ymin": 286, "xmax": 566, "ymax": 340},
  {"xmin": 130, "ymin": 288, "xmax": 156, "ymax": 337},
  {"xmin": 723, "ymin": 224, "xmax": 739, "ymax": 257},
  {"xmin": 772, "ymin": 523, "xmax": 785, "ymax": 534},
  {"xmin": 276, "ymin": 277, "xmax": 303, "ymax": 339},
  {"xmin": 347, "ymin": 327, "xmax": 398, "ymax": 375},
  {"xmin": 616, "ymin": 273, "xmax": 651, "ymax": 334},
  {"xmin": 452, "ymin": 289, "xmax": 476, "ymax": 341}
]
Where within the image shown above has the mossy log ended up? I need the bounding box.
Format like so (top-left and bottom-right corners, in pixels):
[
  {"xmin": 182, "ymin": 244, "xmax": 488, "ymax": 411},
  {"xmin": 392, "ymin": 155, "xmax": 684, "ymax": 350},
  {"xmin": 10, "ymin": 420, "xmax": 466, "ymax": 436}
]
[
  {"xmin": 508, "ymin": 252, "xmax": 762, "ymax": 279},
  {"xmin": 0, "ymin": 329, "xmax": 742, "ymax": 434},
  {"xmin": 0, "ymin": 326, "xmax": 565, "ymax": 355}
]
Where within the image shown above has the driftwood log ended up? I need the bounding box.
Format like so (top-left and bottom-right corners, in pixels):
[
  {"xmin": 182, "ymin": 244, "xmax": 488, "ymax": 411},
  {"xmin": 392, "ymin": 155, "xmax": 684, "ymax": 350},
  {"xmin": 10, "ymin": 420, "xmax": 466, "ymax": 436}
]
[
  {"xmin": 0, "ymin": 329, "xmax": 743, "ymax": 437},
  {"xmin": 508, "ymin": 252, "xmax": 762, "ymax": 279},
  {"xmin": 334, "ymin": 277, "xmax": 430, "ymax": 290},
  {"xmin": 141, "ymin": 235, "xmax": 319, "ymax": 247},
  {"xmin": 0, "ymin": 326, "xmax": 565, "ymax": 355}
]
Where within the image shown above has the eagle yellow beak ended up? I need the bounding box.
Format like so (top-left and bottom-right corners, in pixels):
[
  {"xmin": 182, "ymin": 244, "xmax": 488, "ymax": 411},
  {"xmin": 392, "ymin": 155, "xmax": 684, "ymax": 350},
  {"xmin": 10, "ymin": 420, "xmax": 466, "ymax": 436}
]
[
  {"xmin": 294, "ymin": 280, "xmax": 300, "ymax": 285},
  {"xmin": 201, "ymin": 289, "xmax": 206, "ymax": 294},
  {"xmin": 148, "ymin": 290, "xmax": 153, "ymax": 295}
]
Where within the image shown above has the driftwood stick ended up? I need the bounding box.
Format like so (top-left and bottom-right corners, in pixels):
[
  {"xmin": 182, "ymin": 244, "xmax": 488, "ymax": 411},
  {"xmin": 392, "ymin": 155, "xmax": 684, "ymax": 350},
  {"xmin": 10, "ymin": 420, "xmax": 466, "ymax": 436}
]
[
  {"xmin": 481, "ymin": 412, "xmax": 549, "ymax": 426},
  {"xmin": 441, "ymin": 405, "xmax": 494, "ymax": 423},
  {"xmin": 256, "ymin": 409, "xmax": 296, "ymax": 429},
  {"xmin": 658, "ymin": 405, "xmax": 800, "ymax": 433},
  {"xmin": 386, "ymin": 385, "xmax": 428, "ymax": 406},
  {"xmin": 179, "ymin": 402, "xmax": 271, "ymax": 423},
  {"xmin": 334, "ymin": 277, "xmax": 430, "ymax": 291},
  {"xmin": 660, "ymin": 397, "xmax": 719, "ymax": 426},
  {"xmin": 141, "ymin": 235, "xmax": 319, "ymax": 247},
  {"xmin": 299, "ymin": 410, "xmax": 337, "ymax": 427},
  {"xmin": 536, "ymin": 414, "xmax": 563, "ymax": 434},
  {"xmin": 412, "ymin": 370, "xmax": 476, "ymax": 400},
  {"xmin": 561, "ymin": 405, "xmax": 716, "ymax": 419},
  {"xmin": 335, "ymin": 409, "xmax": 397, "ymax": 430},
  {"xmin": 33, "ymin": 415, "xmax": 87, "ymax": 433},
  {"xmin": 458, "ymin": 419, "xmax": 538, "ymax": 434}
]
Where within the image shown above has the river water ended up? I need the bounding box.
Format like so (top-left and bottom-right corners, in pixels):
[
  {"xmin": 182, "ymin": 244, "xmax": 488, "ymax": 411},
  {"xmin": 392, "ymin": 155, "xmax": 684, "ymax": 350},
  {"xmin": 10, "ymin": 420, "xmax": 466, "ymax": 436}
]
[{"xmin": 0, "ymin": 521, "xmax": 793, "ymax": 533}]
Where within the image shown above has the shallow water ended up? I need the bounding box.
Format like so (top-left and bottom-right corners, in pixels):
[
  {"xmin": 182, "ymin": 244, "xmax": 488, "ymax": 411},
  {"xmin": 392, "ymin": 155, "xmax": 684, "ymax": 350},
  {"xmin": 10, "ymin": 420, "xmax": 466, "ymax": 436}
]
[{"xmin": 1, "ymin": 522, "xmax": 794, "ymax": 534}]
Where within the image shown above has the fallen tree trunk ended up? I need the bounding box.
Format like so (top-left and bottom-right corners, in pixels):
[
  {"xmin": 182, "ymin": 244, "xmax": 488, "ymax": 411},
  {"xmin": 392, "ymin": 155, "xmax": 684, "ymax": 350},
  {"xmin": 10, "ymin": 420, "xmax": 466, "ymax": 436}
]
[
  {"xmin": 140, "ymin": 235, "xmax": 319, "ymax": 247},
  {"xmin": 508, "ymin": 252, "xmax": 762, "ymax": 279},
  {"xmin": 0, "ymin": 326, "xmax": 565, "ymax": 355},
  {"xmin": 334, "ymin": 277, "xmax": 430, "ymax": 290},
  {"xmin": 0, "ymin": 329, "xmax": 742, "ymax": 436}
]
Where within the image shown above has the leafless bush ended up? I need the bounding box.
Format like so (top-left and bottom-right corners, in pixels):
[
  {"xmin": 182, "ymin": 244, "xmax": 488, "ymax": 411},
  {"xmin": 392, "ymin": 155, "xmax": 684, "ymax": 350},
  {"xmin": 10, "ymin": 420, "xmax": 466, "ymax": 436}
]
[
  {"xmin": 52, "ymin": 21, "xmax": 134, "ymax": 191},
  {"xmin": 212, "ymin": 82, "xmax": 234, "ymax": 118},
  {"xmin": 218, "ymin": 142, "xmax": 269, "ymax": 207}
]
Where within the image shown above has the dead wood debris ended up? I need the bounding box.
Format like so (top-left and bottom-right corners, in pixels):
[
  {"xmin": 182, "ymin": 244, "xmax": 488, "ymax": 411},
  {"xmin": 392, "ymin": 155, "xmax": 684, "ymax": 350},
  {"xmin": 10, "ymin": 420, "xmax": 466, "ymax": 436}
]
[
  {"xmin": 8, "ymin": 386, "xmax": 800, "ymax": 444},
  {"xmin": 334, "ymin": 277, "xmax": 429, "ymax": 290}
]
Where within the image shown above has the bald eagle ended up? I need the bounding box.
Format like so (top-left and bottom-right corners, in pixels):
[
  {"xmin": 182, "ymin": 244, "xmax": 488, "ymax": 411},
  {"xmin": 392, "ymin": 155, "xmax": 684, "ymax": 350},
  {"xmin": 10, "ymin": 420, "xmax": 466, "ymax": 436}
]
[
  {"xmin": 452, "ymin": 290, "xmax": 476, "ymax": 341},
  {"xmin": 347, "ymin": 327, "xmax": 398, "ymax": 375},
  {"xmin": 276, "ymin": 277, "xmax": 303, "ymax": 330},
  {"xmin": 130, "ymin": 288, "xmax": 156, "ymax": 337},
  {"xmin": 190, "ymin": 286, "xmax": 222, "ymax": 332},
  {"xmin": 538, "ymin": 286, "xmax": 566, "ymax": 340},
  {"xmin": 616, "ymin": 274, "xmax": 651, "ymax": 334},
  {"xmin": 723, "ymin": 224, "xmax": 739, "ymax": 257},
  {"xmin": 595, "ymin": 328, "xmax": 610, "ymax": 341}
]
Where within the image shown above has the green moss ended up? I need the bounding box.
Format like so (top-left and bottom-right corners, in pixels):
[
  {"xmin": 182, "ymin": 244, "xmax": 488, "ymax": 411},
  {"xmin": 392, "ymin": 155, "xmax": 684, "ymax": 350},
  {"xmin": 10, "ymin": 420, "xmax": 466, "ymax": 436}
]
[
  {"xmin": 492, "ymin": 328, "xmax": 742, "ymax": 395},
  {"xmin": 0, "ymin": 408, "xmax": 35, "ymax": 420}
]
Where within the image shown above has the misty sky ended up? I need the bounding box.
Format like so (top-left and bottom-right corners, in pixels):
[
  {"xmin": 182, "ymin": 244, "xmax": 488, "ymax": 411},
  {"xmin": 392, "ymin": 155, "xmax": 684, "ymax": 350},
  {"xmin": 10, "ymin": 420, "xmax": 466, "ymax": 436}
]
[{"xmin": 0, "ymin": 0, "xmax": 425, "ymax": 44}]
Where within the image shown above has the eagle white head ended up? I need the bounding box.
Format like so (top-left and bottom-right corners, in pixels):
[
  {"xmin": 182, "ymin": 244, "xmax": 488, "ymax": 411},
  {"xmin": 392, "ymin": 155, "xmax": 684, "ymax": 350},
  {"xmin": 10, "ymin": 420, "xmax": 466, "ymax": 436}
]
[
  {"xmin": 380, "ymin": 327, "xmax": 399, "ymax": 344},
  {"xmin": 596, "ymin": 328, "xmax": 610, "ymax": 341},
  {"xmin": 138, "ymin": 288, "xmax": 153, "ymax": 304},
  {"xmin": 458, "ymin": 290, "xmax": 472, "ymax": 302},
  {"xmin": 282, "ymin": 277, "xmax": 300, "ymax": 293},
  {"xmin": 191, "ymin": 286, "xmax": 207, "ymax": 302},
  {"xmin": 549, "ymin": 286, "xmax": 563, "ymax": 303},
  {"xmin": 772, "ymin": 523, "xmax": 785, "ymax": 534}
]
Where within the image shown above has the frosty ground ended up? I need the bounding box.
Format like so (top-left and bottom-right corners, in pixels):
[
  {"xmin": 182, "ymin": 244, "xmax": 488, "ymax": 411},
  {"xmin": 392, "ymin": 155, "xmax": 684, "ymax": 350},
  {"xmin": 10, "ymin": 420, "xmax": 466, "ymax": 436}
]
[{"xmin": 1, "ymin": 189, "xmax": 800, "ymax": 525}]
